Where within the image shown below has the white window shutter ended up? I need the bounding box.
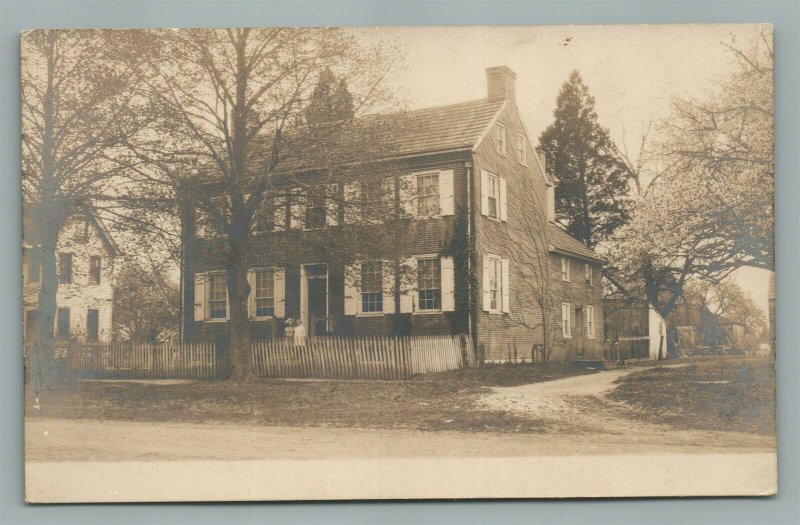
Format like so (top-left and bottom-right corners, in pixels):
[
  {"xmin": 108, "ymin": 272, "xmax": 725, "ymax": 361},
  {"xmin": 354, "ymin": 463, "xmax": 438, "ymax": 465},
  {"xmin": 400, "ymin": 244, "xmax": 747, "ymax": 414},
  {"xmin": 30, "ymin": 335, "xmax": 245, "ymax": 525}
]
[
  {"xmin": 482, "ymin": 255, "xmax": 491, "ymax": 311},
  {"xmin": 225, "ymin": 281, "xmax": 230, "ymax": 320},
  {"xmin": 273, "ymin": 268, "xmax": 285, "ymax": 318},
  {"xmin": 326, "ymin": 184, "xmax": 339, "ymax": 226},
  {"xmin": 439, "ymin": 170, "xmax": 454, "ymax": 216},
  {"xmin": 440, "ymin": 257, "xmax": 455, "ymax": 312},
  {"xmin": 400, "ymin": 174, "xmax": 417, "ymax": 217},
  {"xmin": 344, "ymin": 264, "xmax": 358, "ymax": 316},
  {"xmin": 399, "ymin": 257, "xmax": 416, "ymax": 313},
  {"xmin": 480, "ymin": 171, "xmax": 489, "ymax": 216},
  {"xmin": 501, "ymin": 259, "xmax": 510, "ymax": 313},
  {"xmin": 546, "ymin": 185, "xmax": 556, "ymax": 223},
  {"xmin": 193, "ymin": 273, "xmax": 206, "ymax": 321},
  {"xmin": 344, "ymin": 182, "xmax": 360, "ymax": 224},
  {"xmin": 499, "ymin": 177, "xmax": 508, "ymax": 222},
  {"xmin": 247, "ymin": 269, "xmax": 256, "ymax": 319},
  {"xmin": 290, "ymin": 189, "xmax": 305, "ymax": 230},
  {"xmin": 382, "ymin": 260, "xmax": 396, "ymax": 314}
]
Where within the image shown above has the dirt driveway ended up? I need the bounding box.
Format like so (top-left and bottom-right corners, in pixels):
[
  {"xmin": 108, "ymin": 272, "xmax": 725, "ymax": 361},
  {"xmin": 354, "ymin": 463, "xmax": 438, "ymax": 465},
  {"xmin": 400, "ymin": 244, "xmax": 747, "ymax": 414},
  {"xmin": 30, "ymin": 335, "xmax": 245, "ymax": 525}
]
[{"xmin": 479, "ymin": 366, "xmax": 774, "ymax": 450}]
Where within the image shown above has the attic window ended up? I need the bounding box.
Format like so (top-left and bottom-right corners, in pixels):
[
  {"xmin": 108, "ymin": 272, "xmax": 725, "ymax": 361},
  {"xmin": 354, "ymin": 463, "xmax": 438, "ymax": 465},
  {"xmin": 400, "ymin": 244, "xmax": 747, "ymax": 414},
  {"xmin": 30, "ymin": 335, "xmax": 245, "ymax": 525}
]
[
  {"xmin": 516, "ymin": 134, "xmax": 527, "ymax": 165},
  {"xmin": 495, "ymin": 123, "xmax": 507, "ymax": 156}
]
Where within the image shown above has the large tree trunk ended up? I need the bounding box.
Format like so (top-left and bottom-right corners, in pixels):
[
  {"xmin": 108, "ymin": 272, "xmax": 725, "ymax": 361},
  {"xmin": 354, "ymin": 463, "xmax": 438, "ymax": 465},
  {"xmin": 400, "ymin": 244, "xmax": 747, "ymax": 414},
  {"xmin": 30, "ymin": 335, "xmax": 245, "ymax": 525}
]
[
  {"xmin": 34, "ymin": 234, "xmax": 60, "ymax": 389},
  {"xmin": 226, "ymin": 236, "xmax": 254, "ymax": 382}
]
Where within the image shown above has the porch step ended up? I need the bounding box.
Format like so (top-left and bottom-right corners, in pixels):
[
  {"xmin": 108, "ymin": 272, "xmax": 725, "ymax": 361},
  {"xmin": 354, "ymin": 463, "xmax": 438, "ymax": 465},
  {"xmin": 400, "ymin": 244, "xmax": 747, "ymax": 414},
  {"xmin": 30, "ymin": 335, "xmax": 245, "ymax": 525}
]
[{"xmin": 571, "ymin": 359, "xmax": 619, "ymax": 370}]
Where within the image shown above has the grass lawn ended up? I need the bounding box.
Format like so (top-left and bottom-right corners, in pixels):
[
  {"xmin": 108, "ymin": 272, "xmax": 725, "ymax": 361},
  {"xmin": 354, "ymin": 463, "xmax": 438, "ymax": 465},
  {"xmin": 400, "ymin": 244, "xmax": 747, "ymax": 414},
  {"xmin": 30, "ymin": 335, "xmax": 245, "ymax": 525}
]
[
  {"xmin": 27, "ymin": 364, "xmax": 595, "ymax": 434},
  {"xmin": 609, "ymin": 356, "xmax": 776, "ymax": 435}
]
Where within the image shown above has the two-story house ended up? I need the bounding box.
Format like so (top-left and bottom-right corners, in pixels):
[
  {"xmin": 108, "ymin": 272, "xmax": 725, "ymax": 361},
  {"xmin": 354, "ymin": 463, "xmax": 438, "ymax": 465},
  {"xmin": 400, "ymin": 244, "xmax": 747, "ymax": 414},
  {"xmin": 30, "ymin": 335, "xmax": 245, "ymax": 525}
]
[
  {"xmin": 181, "ymin": 65, "xmax": 606, "ymax": 363},
  {"xmin": 23, "ymin": 212, "xmax": 118, "ymax": 344}
]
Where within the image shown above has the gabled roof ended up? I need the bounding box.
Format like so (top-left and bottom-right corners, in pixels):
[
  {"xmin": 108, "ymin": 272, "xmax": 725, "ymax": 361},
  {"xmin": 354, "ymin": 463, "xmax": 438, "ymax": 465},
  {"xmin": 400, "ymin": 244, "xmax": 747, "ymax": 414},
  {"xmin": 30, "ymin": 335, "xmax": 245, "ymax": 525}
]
[
  {"xmin": 547, "ymin": 224, "xmax": 604, "ymax": 263},
  {"xmin": 22, "ymin": 208, "xmax": 120, "ymax": 257},
  {"xmin": 379, "ymin": 98, "xmax": 506, "ymax": 157}
]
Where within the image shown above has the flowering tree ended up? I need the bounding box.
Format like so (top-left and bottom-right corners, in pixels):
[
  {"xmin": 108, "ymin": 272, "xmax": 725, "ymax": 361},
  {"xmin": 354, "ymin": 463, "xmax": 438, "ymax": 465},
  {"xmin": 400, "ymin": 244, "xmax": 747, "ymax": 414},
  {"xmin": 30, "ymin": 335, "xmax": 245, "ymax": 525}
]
[{"xmin": 602, "ymin": 30, "xmax": 774, "ymax": 323}]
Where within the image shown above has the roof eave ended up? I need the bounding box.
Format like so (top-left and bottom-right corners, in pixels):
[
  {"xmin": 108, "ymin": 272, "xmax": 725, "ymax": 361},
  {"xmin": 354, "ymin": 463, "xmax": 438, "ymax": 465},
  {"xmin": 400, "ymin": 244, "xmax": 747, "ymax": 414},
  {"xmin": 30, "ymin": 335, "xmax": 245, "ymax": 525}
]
[{"xmin": 548, "ymin": 244, "xmax": 605, "ymax": 264}]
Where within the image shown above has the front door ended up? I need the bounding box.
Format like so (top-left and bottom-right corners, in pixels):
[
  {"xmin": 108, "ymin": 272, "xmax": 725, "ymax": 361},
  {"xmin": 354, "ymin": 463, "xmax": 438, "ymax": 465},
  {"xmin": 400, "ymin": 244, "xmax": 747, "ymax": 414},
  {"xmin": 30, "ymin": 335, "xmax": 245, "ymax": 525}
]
[
  {"xmin": 87, "ymin": 309, "xmax": 99, "ymax": 341},
  {"xmin": 305, "ymin": 264, "xmax": 329, "ymax": 336},
  {"xmin": 574, "ymin": 307, "xmax": 585, "ymax": 358}
]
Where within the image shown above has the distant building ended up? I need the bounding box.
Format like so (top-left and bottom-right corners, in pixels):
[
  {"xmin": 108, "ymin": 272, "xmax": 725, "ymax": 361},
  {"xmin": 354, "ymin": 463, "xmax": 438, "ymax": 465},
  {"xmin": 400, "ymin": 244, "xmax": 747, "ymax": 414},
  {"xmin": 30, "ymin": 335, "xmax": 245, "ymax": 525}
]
[
  {"xmin": 603, "ymin": 299, "xmax": 667, "ymax": 361},
  {"xmin": 23, "ymin": 213, "xmax": 118, "ymax": 344}
]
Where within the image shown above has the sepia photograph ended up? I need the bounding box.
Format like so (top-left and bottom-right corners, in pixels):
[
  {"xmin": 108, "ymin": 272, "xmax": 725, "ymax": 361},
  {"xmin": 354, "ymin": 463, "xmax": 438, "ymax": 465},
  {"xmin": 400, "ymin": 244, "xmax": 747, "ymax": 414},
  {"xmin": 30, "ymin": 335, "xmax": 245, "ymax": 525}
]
[{"xmin": 21, "ymin": 24, "xmax": 776, "ymax": 502}]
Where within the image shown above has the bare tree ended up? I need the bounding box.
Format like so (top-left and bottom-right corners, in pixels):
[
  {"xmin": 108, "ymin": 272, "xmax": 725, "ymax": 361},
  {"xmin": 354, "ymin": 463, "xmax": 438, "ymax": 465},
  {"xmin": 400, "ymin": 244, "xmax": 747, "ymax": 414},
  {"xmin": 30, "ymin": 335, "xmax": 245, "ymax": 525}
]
[
  {"xmin": 21, "ymin": 30, "xmax": 149, "ymax": 385},
  {"xmin": 120, "ymin": 29, "xmax": 403, "ymax": 380}
]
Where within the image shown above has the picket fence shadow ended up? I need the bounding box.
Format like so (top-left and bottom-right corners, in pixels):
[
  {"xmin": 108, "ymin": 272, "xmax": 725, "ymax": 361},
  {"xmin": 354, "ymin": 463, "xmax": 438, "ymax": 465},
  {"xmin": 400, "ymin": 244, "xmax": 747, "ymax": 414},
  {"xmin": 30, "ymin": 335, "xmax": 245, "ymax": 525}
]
[{"xmin": 251, "ymin": 335, "xmax": 478, "ymax": 380}]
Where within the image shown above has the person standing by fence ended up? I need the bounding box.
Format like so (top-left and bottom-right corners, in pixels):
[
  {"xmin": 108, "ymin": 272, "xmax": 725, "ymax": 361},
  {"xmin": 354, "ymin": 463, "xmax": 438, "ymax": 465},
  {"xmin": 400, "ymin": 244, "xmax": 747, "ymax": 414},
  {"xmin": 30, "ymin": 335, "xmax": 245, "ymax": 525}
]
[
  {"xmin": 293, "ymin": 319, "xmax": 307, "ymax": 347},
  {"xmin": 284, "ymin": 318, "xmax": 295, "ymax": 343}
]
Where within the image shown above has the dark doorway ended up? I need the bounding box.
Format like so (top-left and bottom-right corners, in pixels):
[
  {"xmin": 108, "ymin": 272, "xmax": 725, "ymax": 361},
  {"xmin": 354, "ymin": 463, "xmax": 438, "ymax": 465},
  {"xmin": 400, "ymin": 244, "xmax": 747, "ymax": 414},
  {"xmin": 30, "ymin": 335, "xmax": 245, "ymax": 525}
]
[
  {"xmin": 25, "ymin": 310, "xmax": 39, "ymax": 342},
  {"xmin": 574, "ymin": 307, "xmax": 585, "ymax": 357},
  {"xmin": 87, "ymin": 309, "xmax": 99, "ymax": 341},
  {"xmin": 306, "ymin": 264, "xmax": 329, "ymax": 336}
]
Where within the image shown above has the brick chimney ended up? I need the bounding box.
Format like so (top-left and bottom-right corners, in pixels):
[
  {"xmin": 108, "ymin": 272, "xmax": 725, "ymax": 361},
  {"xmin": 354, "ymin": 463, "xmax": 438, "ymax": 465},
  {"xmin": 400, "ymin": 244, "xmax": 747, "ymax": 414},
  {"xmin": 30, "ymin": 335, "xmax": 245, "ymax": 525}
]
[{"xmin": 486, "ymin": 66, "xmax": 517, "ymax": 103}]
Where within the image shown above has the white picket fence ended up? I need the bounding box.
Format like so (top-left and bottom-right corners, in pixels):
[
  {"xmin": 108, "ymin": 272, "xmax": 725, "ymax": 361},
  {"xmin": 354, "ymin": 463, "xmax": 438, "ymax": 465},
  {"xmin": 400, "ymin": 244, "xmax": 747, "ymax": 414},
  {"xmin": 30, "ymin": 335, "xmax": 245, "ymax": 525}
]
[
  {"xmin": 69, "ymin": 341, "xmax": 216, "ymax": 379},
  {"xmin": 251, "ymin": 334, "xmax": 477, "ymax": 379}
]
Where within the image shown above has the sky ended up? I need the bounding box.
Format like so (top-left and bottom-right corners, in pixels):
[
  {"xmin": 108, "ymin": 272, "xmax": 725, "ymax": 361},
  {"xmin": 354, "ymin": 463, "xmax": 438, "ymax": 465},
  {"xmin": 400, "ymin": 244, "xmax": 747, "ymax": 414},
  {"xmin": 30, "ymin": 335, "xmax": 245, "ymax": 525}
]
[{"xmin": 350, "ymin": 24, "xmax": 772, "ymax": 317}]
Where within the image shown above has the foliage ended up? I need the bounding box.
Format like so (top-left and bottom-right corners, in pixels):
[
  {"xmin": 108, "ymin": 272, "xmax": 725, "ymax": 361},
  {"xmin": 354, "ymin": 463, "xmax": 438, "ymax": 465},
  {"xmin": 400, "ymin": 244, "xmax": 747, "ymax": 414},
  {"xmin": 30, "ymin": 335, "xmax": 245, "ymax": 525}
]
[
  {"xmin": 113, "ymin": 260, "xmax": 180, "ymax": 343},
  {"xmin": 538, "ymin": 70, "xmax": 633, "ymax": 248}
]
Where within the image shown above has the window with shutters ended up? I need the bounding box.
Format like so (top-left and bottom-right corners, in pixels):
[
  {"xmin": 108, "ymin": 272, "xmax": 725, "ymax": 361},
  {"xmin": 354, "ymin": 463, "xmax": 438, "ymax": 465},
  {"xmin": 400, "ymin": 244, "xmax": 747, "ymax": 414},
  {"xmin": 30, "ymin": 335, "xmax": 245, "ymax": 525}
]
[
  {"xmin": 516, "ymin": 133, "xmax": 527, "ymax": 165},
  {"xmin": 416, "ymin": 173, "xmax": 440, "ymax": 217},
  {"xmin": 562, "ymin": 302, "xmax": 572, "ymax": 338},
  {"xmin": 488, "ymin": 256, "xmax": 502, "ymax": 312},
  {"xmin": 585, "ymin": 263, "xmax": 593, "ymax": 286},
  {"xmin": 486, "ymin": 173, "xmax": 499, "ymax": 219},
  {"xmin": 208, "ymin": 273, "xmax": 227, "ymax": 319},
  {"xmin": 58, "ymin": 253, "xmax": 73, "ymax": 284},
  {"xmin": 255, "ymin": 269, "xmax": 275, "ymax": 317},
  {"xmin": 89, "ymin": 256, "xmax": 102, "ymax": 284},
  {"xmin": 586, "ymin": 305, "xmax": 595, "ymax": 339},
  {"xmin": 417, "ymin": 257, "xmax": 441, "ymax": 310},
  {"xmin": 360, "ymin": 261, "xmax": 383, "ymax": 313},
  {"xmin": 305, "ymin": 189, "xmax": 326, "ymax": 230},
  {"xmin": 561, "ymin": 257, "xmax": 570, "ymax": 282},
  {"xmin": 495, "ymin": 122, "xmax": 506, "ymax": 155}
]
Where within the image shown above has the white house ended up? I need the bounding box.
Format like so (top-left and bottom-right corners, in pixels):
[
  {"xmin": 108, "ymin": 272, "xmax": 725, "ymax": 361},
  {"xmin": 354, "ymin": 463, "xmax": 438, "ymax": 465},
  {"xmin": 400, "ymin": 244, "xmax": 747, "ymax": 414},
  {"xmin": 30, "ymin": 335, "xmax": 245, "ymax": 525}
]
[{"xmin": 23, "ymin": 213, "xmax": 118, "ymax": 344}]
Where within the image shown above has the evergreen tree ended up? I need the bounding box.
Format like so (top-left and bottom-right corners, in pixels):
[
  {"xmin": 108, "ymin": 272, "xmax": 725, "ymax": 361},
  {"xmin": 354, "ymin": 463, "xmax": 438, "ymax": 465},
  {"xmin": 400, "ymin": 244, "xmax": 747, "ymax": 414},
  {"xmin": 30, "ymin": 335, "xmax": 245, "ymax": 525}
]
[
  {"xmin": 538, "ymin": 71, "xmax": 632, "ymax": 247},
  {"xmin": 305, "ymin": 67, "xmax": 355, "ymax": 126}
]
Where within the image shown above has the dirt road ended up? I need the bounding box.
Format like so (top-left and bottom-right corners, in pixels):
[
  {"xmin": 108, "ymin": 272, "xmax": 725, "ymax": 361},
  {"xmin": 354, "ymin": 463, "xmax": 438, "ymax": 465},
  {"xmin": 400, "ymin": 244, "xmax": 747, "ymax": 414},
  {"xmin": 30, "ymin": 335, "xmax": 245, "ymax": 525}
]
[{"xmin": 25, "ymin": 418, "xmax": 776, "ymax": 502}]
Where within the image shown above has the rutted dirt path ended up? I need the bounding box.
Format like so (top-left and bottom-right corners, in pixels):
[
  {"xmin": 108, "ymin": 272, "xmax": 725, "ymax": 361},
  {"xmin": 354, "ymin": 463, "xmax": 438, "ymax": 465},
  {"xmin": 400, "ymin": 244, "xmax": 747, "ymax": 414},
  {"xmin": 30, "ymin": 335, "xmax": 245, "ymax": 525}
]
[{"xmin": 479, "ymin": 366, "xmax": 774, "ymax": 449}]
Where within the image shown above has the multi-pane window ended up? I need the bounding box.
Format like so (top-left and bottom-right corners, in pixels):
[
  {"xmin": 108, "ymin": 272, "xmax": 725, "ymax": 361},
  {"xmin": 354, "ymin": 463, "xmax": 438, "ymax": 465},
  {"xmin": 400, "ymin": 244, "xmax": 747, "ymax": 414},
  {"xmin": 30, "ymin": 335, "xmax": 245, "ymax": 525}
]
[
  {"xmin": 58, "ymin": 253, "xmax": 73, "ymax": 284},
  {"xmin": 416, "ymin": 173, "xmax": 440, "ymax": 217},
  {"xmin": 361, "ymin": 180, "xmax": 383, "ymax": 210},
  {"xmin": 89, "ymin": 256, "xmax": 102, "ymax": 284},
  {"xmin": 488, "ymin": 257, "xmax": 501, "ymax": 311},
  {"xmin": 495, "ymin": 123, "xmax": 506, "ymax": 155},
  {"xmin": 304, "ymin": 190, "xmax": 326, "ymax": 230},
  {"xmin": 561, "ymin": 302, "xmax": 572, "ymax": 338},
  {"xmin": 585, "ymin": 263, "xmax": 593, "ymax": 286},
  {"xmin": 586, "ymin": 305, "xmax": 595, "ymax": 339},
  {"xmin": 56, "ymin": 308, "xmax": 70, "ymax": 339},
  {"xmin": 417, "ymin": 258, "xmax": 441, "ymax": 310},
  {"xmin": 516, "ymin": 134, "xmax": 527, "ymax": 165},
  {"xmin": 360, "ymin": 261, "xmax": 383, "ymax": 313},
  {"xmin": 486, "ymin": 173, "xmax": 499, "ymax": 219},
  {"xmin": 255, "ymin": 269, "xmax": 275, "ymax": 317},
  {"xmin": 561, "ymin": 257, "xmax": 570, "ymax": 282},
  {"xmin": 208, "ymin": 273, "xmax": 228, "ymax": 319}
]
